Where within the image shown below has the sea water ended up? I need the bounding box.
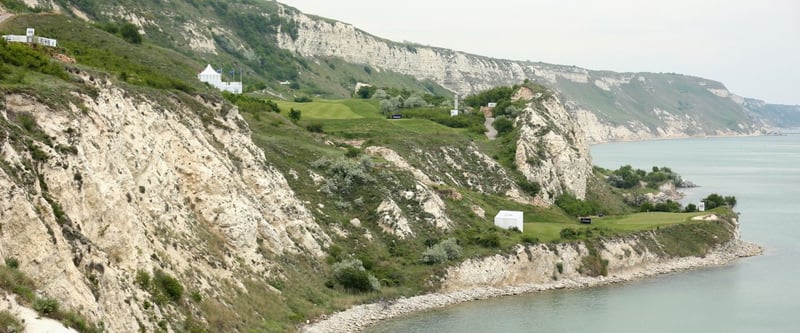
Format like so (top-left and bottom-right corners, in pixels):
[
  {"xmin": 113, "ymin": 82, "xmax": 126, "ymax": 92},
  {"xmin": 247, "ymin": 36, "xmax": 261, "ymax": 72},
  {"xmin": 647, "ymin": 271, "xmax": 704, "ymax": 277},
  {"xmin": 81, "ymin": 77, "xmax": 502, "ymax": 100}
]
[{"xmin": 368, "ymin": 134, "xmax": 800, "ymax": 333}]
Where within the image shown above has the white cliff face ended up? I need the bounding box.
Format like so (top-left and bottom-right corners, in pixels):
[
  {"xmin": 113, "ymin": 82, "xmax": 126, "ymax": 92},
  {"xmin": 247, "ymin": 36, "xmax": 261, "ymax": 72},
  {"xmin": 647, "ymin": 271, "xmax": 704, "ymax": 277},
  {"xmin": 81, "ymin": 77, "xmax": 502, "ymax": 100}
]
[
  {"xmin": 513, "ymin": 89, "xmax": 593, "ymax": 203},
  {"xmin": 275, "ymin": 9, "xmax": 765, "ymax": 143},
  {"xmin": 441, "ymin": 221, "xmax": 742, "ymax": 292},
  {"xmin": 365, "ymin": 146, "xmax": 453, "ymax": 235},
  {"xmin": 0, "ymin": 76, "xmax": 329, "ymax": 331}
]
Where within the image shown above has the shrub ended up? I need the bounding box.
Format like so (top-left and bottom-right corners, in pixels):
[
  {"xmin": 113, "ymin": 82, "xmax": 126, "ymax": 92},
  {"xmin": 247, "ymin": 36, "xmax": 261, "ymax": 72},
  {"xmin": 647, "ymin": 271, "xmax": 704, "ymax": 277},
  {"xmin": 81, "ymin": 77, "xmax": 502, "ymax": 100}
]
[
  {"xmin": 556, "ymin": 193, "xmax": 599, "ymax": 217},
  {"xmin": 421, "ymin": 238, "xmax": 461, "ymax": 264},
  {"xmin": 472, "ymin": 232, "xmax": 501, "ymax": 248},
  {"xmin": 517, "ymin": 178, "xmax": 541, "ymax": 196},
  {"xmin": 135, "ymin": 270, "xmax": 150, "ymax": 289},
  {"xmin": 153, "ymin": 270, "xmax": 184, "ymax": 302},
  {"xmin": 332, "ymin": 259, "xmax": 379, "ymax": 292},
  {"xmin": 293, "ymin": 96, "xmax": 312, "ymax": 103},
  {"xmin": 0, "ymin": 40, "xmax": 68, "ymax": 80},
  {"xmin": 0, "ymin": 310, "xmax": 23, "ymax": 333},
  {"xmin": 345, "ymin": 147, "xmax": 361, "ymax": 158},
  {"xmin": 520, "ymin": 234, "xmax": 539, "ymax": 244},
  {"xmin": 4, "ymin": 257, "xmax": 19, "ymax": 269},
  {"xmin": 306, "ymin": 123, "xmax": 324, "ymax": 133},
  {"xmin": 560, "ymin": 228, "xmax": 578, "ymax": 240},
  {"xmin": 556, "ymin": 262, "xmax": 564, "ymax": 274},
  {"xmin": 493, "ymin": 116, "xmax": 514, "ymax": 135},
  {"xmin": 289, "ymin": 108, "xmax": 302, "ymax": 121},
  {"xmin": 120, "ymin": 23, "xmax": 142, "ymax": 44},
  {"xmin": 420, "ymin": 245, "xmax": 447, "ymax": 265},
  {"xmin": 33, "ymin": 297, "xmax": 60, "ymax": 315}
]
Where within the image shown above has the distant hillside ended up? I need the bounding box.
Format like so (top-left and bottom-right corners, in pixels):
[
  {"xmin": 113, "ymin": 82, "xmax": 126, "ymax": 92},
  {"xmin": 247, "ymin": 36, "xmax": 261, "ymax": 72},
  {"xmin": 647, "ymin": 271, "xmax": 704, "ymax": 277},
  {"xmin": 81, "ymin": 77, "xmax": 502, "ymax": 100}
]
[
  {"xmin": 6, "ymin": 0, "xmax": 797, "ymax": 141},
  {"xmin": 274, "ymin": 10, "xmax": 777, "ymax": 142},
  {"xmin": 743, "ymin": 98, "xmax": 800, "ymax": 129}
]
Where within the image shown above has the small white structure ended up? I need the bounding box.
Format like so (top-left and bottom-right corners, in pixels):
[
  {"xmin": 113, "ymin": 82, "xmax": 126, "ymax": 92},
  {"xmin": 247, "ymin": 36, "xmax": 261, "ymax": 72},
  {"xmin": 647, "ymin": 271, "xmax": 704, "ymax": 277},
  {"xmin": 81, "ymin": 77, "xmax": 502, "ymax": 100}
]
[
  {"xmin": 2, "ymin": 28, "xmax": 57, "ymax": 47},
  {"xmin": 487, "ymin": 102, "xmax": 497, "ymax": 108},
  {"xmin": 698, "ymin": 202, "xmax": 705, "ymax": 212},
  {"xmin": 494, "ymin": 210, "xmax": 523, "ymax": 231},
  {"xmin": 450, "ymin": 94, "xmax": 459, "ymax": 117},
  {"xmin": 197, "ymin": 64, "xmax": 242, "ymax": 94}
]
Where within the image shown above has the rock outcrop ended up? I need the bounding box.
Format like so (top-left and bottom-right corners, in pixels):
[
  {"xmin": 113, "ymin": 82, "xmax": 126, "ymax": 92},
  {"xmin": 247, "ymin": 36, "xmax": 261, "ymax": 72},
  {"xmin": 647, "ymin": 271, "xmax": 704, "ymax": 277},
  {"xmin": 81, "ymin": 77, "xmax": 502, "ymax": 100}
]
[
  {"xmin": 513, "ymin": 88, "xmax": 593, "ymax": 203},
  {"xmin": 0, "ymin": 74, "xmax": 329, "ymax": 331}
]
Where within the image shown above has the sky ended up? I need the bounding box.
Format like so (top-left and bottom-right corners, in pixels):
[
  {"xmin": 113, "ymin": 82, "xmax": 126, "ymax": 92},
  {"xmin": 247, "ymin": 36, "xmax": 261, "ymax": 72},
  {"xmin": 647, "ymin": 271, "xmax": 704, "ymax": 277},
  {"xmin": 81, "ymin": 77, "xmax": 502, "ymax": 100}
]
[{"xmin": 278, "ymin": 0, "xmax": 800, "ymax": 105}]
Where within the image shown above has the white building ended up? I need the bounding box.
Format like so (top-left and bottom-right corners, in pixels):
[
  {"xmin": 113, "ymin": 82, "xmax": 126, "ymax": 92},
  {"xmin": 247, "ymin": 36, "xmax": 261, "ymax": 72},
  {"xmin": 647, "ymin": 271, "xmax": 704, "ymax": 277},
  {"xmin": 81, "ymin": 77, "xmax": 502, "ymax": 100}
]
[
  {"xmin": 2, "ymin": 28, "xmax": 57, "ymax": 47},
  {"xmin": 494, "ymin": 210, "xmax": 523, "ymax": 231},
  {"xmin": 197, "ymin": 64, "xmax": 242, "ymax": 94}
]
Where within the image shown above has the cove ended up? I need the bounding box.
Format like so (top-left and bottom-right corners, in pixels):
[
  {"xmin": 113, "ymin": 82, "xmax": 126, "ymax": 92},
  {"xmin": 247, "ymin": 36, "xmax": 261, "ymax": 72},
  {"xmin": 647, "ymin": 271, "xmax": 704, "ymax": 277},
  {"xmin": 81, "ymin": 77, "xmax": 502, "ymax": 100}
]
[{"xmin": 366, "ymin": 134, "xmax": 800, "ymax": 333}]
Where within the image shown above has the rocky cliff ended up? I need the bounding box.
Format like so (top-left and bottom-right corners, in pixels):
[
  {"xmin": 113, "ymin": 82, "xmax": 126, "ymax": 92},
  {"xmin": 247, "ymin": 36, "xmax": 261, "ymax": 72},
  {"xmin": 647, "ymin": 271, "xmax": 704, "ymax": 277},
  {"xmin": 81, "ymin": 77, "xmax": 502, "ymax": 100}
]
[
  {"xmin": 301, "ymin": 213, "xmax": 762, "ymax": 333},
  {"xmin": 441, "ymin": 213, "xmax": 747, "ymax": 291},
  {"xmin": 275, "ymin": 9, "xmax": 766, "ymax": 143},
  {"xmin": 0, "ymin": 71, "xmax": 329, "ymax": 331},
  {"xmin": 512, "ymin": 87, "xmax": 593, "ymax": 203}
]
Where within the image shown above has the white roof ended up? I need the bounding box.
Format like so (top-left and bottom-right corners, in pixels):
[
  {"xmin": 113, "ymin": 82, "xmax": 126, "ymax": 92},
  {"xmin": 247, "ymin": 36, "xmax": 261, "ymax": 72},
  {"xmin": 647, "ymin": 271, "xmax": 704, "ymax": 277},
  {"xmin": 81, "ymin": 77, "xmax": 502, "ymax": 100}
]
[
  {"xmin": 199, "ymin": 64, "xmax": 218, "ymax": 76},
  {"xmin": 495, "ymin": 210, "xmax": 523, "ymax": 219}
]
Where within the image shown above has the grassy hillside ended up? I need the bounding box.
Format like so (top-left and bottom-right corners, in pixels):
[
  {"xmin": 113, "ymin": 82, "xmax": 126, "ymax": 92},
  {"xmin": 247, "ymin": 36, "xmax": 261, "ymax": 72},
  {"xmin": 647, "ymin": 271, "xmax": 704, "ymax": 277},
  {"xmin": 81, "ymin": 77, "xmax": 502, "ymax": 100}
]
[{"xmin": 0, "ymin": 0, "xmax": 453, "ymax": 100}]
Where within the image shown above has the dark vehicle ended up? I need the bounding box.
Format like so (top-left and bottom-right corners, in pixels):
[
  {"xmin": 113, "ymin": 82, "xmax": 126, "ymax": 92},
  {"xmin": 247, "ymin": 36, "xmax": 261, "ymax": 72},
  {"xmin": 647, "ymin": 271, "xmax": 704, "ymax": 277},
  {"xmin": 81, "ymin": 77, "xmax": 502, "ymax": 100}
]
[{"xmin": 579, "ymin": 217, "xmax": 592, "ymax": 224}]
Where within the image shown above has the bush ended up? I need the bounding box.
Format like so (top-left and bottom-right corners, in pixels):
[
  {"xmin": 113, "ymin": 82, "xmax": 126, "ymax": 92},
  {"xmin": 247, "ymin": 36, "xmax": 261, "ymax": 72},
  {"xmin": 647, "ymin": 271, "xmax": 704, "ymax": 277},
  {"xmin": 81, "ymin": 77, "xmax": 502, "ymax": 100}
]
[
  {"xmin": 153, "ymin": 270, "xmax": 183, "ymax": 302},
  {"xmin": 516, "ymin": 178, "xmax": 541, "ymax": 196},
  {"xmin": 293, "ymin": 96, "xmax": 312, "ymax": 103},
  {"xmin": 0, "ymin": 310, "xmax": 23, "ymax": 333},
  {"xmin": 493, "ymin": 116, "xmax": 514, "ymax": 135},
  {"xmin": 289, "ymin": 108, "xmax": 302, "ymax": 121},
  {"xmin": 556, "ymin": 193, "xmax": 599, "ymax": 217},
  {"xmin": 33, "ymin": 297, "xmax": 60, "ymax": 315},
  {"xmin": 521, "ymin": 234, "xmax": 539, "ymax": 244},
  {"xmin": 345, "ymin": 147, "xmax": 361, "ymax": 158},
  {"xmin": 305, "ymin": 123, "xmax": 323, "ymax": 133},
  {"xmin": 4, "ymin": 257, "xmax": 19, "ymax": 269},
  {"xmin": 332, "ymin": 259, "xmax": 379, "ymax": 292},
  {"xmin": 0, "ymin": 40, "xmax": 68, "ymax": 80},
  {"xmin": 472, "ymin": 232, "xmax": 501, "ymax": 248},
  {"xmin": 120, "ymin": 23, "xmax": 142, "ymax": 44},
  {"xmin": 560, "ymin": 228, "xmax": 578, "ymax": 240},
  {"xmin": 421, "ymin": 238, "xmax": 461, "ymax": 264},
  {"xmin": 135, "ymin": 270, "xmax": 150, "ymax": 289},
  {"xmin": 420, "ymin": 245, "xmax": 447, "ymax": 265}
]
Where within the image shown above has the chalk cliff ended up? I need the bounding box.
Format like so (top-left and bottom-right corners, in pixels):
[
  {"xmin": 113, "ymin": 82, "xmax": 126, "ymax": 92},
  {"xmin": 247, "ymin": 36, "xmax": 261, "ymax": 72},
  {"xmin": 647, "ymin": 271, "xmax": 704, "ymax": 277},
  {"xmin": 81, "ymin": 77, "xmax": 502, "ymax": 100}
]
[
  {"xmin": 275, "ymin": 10, "xmax": 766, "ymax": 143},
  {"xmin": 0, "ymin": 71, "xmax": 329, "ymax": 331}
]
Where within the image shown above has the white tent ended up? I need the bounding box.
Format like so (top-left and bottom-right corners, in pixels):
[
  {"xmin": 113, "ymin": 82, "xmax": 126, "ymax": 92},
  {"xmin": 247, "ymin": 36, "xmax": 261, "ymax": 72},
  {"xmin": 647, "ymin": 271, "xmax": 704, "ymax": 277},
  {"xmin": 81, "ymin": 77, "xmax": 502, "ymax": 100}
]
[{"xmin": 494, "ymin": 210, "xmax": 523, "ymax": 231}]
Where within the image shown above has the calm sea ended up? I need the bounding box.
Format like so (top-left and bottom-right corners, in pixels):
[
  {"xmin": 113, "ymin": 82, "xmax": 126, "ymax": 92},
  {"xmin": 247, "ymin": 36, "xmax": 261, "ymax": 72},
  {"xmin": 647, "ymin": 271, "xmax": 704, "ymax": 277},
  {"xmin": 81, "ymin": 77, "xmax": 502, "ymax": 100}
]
[{"xmin": 368, "ymin": 134, "xmax": 800, "ymax": 333}]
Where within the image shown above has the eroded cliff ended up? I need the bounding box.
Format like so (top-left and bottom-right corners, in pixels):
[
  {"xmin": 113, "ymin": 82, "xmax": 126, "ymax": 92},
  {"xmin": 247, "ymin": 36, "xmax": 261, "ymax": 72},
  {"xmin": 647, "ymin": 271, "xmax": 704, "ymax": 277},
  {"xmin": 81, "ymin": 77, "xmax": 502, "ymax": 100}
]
[{"xmin": 0, "ymin": 72, "xmax": 329, "ymax": 331}]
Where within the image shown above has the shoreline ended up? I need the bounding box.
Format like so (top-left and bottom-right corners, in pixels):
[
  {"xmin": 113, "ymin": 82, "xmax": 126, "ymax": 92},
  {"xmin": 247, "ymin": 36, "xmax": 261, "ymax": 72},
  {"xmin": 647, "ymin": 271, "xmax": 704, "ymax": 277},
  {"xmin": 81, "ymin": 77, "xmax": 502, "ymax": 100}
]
[{"xmin": 300, "ymin": 240, "xmax": 763, "ymax": 333}]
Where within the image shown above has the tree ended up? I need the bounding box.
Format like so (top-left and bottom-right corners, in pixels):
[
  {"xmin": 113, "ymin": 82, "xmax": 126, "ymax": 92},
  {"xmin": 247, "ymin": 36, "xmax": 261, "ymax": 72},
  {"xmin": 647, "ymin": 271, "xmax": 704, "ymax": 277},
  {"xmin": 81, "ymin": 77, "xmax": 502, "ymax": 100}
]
[
  {"xmin": 120, "ymin": 23, "xmax": 142, "ymax": 44},
  {"xmin": 403, "ymin": 95, "xmax": 426, "ymax": 108},
  {"xmin": 379, "ymin": 98, "xmax": 399, "ymax": 114},
  {"xmin": 724, "ymin": 195, "xmax": 737, "ymax": 207},
  {"xmin": 356, "ymin": 86, "xmax": 374, "ymax": 99},
  {"xmin": 332, "ymin": 259, "xmax": 380, "ymax": 292},
  {"xmin": 702, "ymin": 193, "xmax": 726, "ymax": 210},
  {"xmin": 493, "ymin": 116, "xmax": 514, "ymax": 135},
  {"xmin": 289, "ymin": 108, "xmax": 301, "ymax": 121},
  {"xmin": 373, "ymin": 89, "xmax": 388, "ymax": 99}
]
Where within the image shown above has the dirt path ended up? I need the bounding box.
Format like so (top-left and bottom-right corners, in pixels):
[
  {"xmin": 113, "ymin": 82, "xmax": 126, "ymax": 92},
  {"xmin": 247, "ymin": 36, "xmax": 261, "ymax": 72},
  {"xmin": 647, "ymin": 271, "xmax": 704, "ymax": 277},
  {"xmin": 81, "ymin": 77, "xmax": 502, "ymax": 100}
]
[
  {"xmin": 0, "ymin": 13, "xmax": 14, "ymax": 25},
  {"xmin": 484, "ymin": 117, "xmax": 497, "ymax": 140}
]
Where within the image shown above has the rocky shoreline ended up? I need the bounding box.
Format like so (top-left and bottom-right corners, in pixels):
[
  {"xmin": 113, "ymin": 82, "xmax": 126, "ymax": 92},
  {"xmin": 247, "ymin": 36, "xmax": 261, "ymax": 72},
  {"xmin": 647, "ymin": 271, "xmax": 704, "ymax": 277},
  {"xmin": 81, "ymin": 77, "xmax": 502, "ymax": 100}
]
[{"xmin": 300, "ymin": 240, "xmax": 763, "ymax": 333}]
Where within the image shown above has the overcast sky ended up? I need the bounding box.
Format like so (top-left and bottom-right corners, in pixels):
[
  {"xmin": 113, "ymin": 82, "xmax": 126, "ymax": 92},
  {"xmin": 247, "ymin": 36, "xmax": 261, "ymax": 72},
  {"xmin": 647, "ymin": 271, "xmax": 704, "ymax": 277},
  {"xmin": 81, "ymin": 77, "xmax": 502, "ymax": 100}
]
[{"xmin": 278, "ymin": 0, "xmax": 800, "ymax": 105}]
